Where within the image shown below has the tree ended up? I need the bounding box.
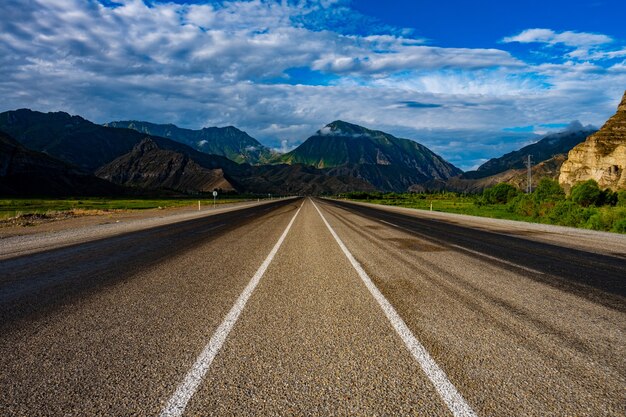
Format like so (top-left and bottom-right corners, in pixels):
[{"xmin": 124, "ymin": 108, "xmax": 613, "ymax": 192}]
[
  {"xmin": 482, "ymin": 183, "xmax": 519, "ymax": 204},
  {"xmin": 570, "ymin": 180, "xmax": 602, "ymax": 207},
  {"xmin": 533, "ymin": 178, "xmax": 565, "ymax": 203}
]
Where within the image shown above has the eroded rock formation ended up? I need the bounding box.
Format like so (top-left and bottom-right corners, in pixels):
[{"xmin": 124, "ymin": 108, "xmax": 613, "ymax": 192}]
[{"xmin": 559, "ymin": 91, "xmax": 626, "ymax": 191}]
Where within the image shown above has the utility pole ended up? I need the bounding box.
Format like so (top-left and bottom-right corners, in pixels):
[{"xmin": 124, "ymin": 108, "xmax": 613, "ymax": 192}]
[{"xmin": 525, "ymin": 155, "xmax": 532, "ymax": 194}]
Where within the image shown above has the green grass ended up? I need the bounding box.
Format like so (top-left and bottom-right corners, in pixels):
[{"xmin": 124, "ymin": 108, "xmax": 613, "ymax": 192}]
[
  {"xmin": 0, "ymin": 196, "xmax": 252, "ymax": 220},
  {"xmin": 341, "ymin": 192, "xmax": 626, "ymax": 233},
  {"xmin": 348, "ymin": 194, "xmax": 527, "ymax": 221}
]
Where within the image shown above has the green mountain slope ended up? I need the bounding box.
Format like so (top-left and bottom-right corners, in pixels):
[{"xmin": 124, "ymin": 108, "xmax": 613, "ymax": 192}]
[
  {"xmin": 105, "ymin": 120, "xmax": 277, "ymax": 164},
  {"xmin": 281, "ymin": 120, "xmax": 462, "ymax": 191}
]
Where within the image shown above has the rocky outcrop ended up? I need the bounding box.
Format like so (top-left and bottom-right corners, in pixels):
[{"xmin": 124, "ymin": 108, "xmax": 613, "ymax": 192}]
[
  {"xmin": 467, "ymin": 122, "xmax": 595, "ymax": 179},
  {"xmin": 559, "ymin": 91, "xmax": 626, "ymax": 191},
  {"xmin": 96, "ymin": 138, "xmax": 236, "ymax": 193}
]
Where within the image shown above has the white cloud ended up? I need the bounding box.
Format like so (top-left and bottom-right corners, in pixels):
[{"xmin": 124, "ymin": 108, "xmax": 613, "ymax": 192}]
[
  {"xmin": 503, "ymin": 28, "xmax": 612, "ymax": 47},
  {"xmin": 502, "ymin": 28, "xmax": 625, "ymax": 61},
  {"xmin": 0, "ymin": 2, "xmax": 624, "ymax": 170}
]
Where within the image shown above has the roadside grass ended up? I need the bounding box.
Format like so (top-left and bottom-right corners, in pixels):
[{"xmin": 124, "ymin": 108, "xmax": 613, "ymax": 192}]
[
  {"xmin": 341, "ymin": 193, "xmax": 529, "ymax": 221},
  {"xmin": 0, "ymin": 196, "xmax": 252, "ymax": 221},
  {"xmin": 340, "ymin": 191, "xmax": 626, "ymax": 233}
]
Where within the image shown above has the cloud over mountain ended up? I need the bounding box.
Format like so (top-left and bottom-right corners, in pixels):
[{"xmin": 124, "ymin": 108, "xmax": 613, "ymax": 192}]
[{"xmin": 0, "ymin": 0, "xmax": 625, "ymax": 170}]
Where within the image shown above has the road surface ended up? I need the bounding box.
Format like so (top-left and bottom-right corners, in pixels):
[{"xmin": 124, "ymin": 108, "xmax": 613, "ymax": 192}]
[{"xmin": 1, "ymin": 197, "xmax": 624, "ymax": 416}]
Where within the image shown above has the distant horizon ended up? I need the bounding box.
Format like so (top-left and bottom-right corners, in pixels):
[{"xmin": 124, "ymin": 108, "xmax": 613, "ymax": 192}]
[
  {"xmin": 2, "ymin": 105, "xmax": 603, "ymax": 172},
  {"xmin": 1, "ymin": 0, "xmax": 624, "ymax": 170}
]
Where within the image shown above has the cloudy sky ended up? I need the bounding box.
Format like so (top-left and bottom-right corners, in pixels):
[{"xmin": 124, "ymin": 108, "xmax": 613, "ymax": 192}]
[{"xmin": 1, "ymin": 0, "xmax": 625, "ymax": 170}]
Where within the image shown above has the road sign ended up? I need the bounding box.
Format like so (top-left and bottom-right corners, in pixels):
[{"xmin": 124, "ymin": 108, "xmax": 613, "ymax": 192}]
[{"xmin": 212, "ymin": 190, "xmax": 218, "ymax": 197}]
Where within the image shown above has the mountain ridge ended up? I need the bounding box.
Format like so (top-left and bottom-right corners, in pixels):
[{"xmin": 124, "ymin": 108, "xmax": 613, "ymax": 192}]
[
  {"xmin": 281, "ymin": 120, "xmax": 462, "ymax": 191},
  {"xmin": 105, "ymin": 120, "xmax": 277, "ymax": 164}
]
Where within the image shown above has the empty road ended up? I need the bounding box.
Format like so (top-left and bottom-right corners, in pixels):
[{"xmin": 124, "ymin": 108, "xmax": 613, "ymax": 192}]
[{"xmin": 1, "ymin": 197, "xmax": 624, "ymax": 416}]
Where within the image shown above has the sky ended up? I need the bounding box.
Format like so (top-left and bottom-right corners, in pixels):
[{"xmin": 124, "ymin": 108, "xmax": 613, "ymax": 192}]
[{"xmin": 1, "ymin": 0, "xmax": 625, "ymax": 170}]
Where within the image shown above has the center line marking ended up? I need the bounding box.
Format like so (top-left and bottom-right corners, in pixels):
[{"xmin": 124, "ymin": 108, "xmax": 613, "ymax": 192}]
[
  {"xmin": 160, "ymin": 203, "xmax": 302, "ymax": 417},
  {"xmin": 312, "ymin": 200, "xmax": 477, "ymax": 417}
]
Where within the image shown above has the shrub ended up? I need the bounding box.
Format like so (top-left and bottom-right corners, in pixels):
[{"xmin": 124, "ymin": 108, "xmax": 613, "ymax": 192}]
[
  {"xmin": 482, "ymin": 183, "xmax": 520, "ymax": 204},
  {"xmin": 546, "ymin": 200, "xmax": 593, "ymax": 227},
  {"xmin": 612, "ymin": 218, "xmax": 626, "ymax": 233},
  {"xmin": 507, "ymin": 194, "xmax": 537, "ymax": 217},
  {"xmin": 533, "ymin": 178, "xmax": 565, "ymax": 203},
  {"xmin": 618, "ymin": 190, "xmax": 626, "ymax": 207},
  {"xmin": 570, "ymin": 180, "xmax": 602, "ymax": 207}
]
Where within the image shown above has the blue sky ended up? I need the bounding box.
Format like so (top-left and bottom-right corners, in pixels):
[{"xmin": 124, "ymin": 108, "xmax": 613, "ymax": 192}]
[{"xmin": 1, "ymin": 0, "xmax": 625, "ymax": 170}]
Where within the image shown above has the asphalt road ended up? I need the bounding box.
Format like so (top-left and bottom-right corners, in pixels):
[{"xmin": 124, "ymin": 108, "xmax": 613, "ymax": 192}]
[{"xmin": 1, "ymin": 197, "xmax": 624, "ymax": 416}]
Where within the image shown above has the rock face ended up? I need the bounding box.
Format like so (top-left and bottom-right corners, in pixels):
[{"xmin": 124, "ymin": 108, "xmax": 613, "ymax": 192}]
[
  {"xmin": 96, "ymin": 138, "xmax": 236, "ymax": 193},
  {"xmin": 559, "ymin": 91, "xmax": 626, "ymax": 191}
]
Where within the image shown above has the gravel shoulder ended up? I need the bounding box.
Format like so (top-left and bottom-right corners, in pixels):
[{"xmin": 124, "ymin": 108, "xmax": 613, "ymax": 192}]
[{"xmin": 0, "ymin": 198, "xmax": 288, "ymax": 260}]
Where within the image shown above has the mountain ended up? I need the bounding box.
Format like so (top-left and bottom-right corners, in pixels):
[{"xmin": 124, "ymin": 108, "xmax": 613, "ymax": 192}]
[
  {"xmin": 464, "ymin": 121, "xmax": 596, "ymax": 180},
  {"xmin": 105, "ymin": 120, "xmax": 277, "ymax": 164},
  {"xmin": 415, "ymin": 155, "xmax": 567, "ymax": 193},
  {"xmin": 559, "ymin": 91, "xmax": 626, "ymax": 191},
  {"xmin": 0, "ymin": 130, "xmax": 122, "ymax": 196},
  {"xmin": 0, "ymin": 109, "xmax": 244, "ymax": 173},
  {"xmin": 0, "ymin": 109, "xmax": 375, "ymax": 194},
  {"xmin": 281, "ymin": 120, "xmax": 462, "ymax": 191},
  {"xmin": 96, "ymin": 138, "xmax": 236, "ymax": 193},
  {"xmin": 97, "ymin": 138, "xmax": 375, "ymax": 195}
]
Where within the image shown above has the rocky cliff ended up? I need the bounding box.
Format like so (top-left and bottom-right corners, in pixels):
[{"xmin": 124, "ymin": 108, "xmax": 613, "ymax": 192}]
[
  {"xmin": 96, "ymin": 138, "xmax": 236, "ymax": 193},
  {"xmin": 559, "ymin": 91, "xmax": 626, "ymax": 191}
]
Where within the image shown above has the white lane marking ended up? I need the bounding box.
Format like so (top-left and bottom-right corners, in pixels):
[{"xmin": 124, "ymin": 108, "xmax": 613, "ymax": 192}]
[
  {"xmin": 377, "ymin": 215, "xmax": 543, "ymax": 276},
  {"xmin": 160, "ymin": 203, "xmax": 303, "ymax": 417},
  {"xmin": 379, "ymin": 219, "xmax": 400, "ymax": 228},
  {"xmin": 449, "ymin": 244, "xmax": 544, "ymax": 275},
  {"xmin": 312, "ymin": 200, "xmax": 477, "ymax": 417}
]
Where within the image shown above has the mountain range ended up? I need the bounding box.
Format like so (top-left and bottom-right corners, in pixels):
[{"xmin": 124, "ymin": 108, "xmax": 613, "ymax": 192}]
[
  {"xmin": 105, "ymin": 121, "xmax": 277, "ymax": 165},
  {"xmin": 416, "ymin": 123, "xmax": 597, "ymax": 193},
  {"xmin": 0, "ymin": 105, "xmax": 610, "ymax": 196},
  {"xmin": 0, "ymin": 110, "xmax": 377, "ymax": 195}
]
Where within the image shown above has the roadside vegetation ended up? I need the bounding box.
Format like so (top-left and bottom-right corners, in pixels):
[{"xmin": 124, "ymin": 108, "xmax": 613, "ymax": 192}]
[
  {"xmin": 0, "ymin": 195, "xmax": 256, "ymax": 222},
  {"xmin": 341, "ymin": 179, "xmax": 626, "ymax": 234}
]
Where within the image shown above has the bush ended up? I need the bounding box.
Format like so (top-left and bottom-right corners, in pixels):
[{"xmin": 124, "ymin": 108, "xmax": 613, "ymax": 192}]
[
  {"xmin": 546, "ymin": 200, "xmax": 593, "ymax": 227},
  {"xmin": 507, "ymin": 194, "xmax": 537, "ymax": 217},
  {"xmin": 533, "ymin": 178, "xmax": 565, "ymax": 203},
  {"xmin": 570, "ymin": 180, "xmax": 602, "ymax": 207},
  {"xmin": 618, "ymin": 190, "xmax": 626, "ymax": 207},
  {"xmin": 612, "ymin": 218, "xmax": 626, "ymax": 233},
  {"xmin": 482, "ymin": 183, "xmax": 520, "ymax": 204}
]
